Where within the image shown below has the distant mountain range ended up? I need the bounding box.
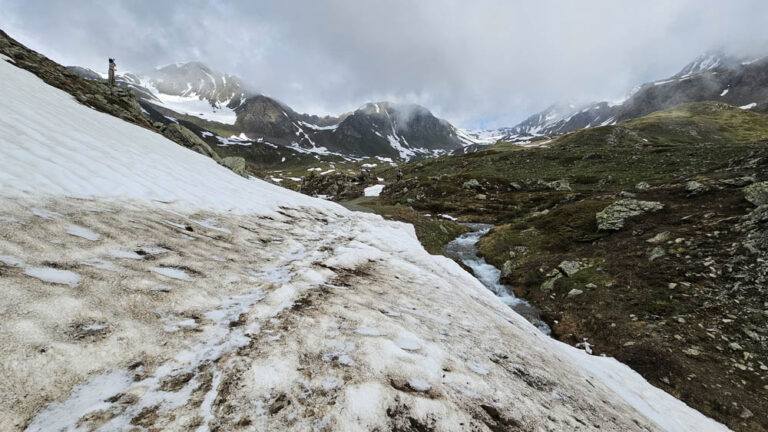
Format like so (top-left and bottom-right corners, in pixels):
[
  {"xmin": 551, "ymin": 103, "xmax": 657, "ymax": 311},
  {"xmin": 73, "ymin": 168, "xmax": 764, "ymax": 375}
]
[
  {"xmin": 468, "ymin": 51, "xmax": 768, "ymax": 147},
  {"xmin": 68, "ymin": 50, "xmax": 768, "ymax": 161},
  {"xmin": 68, "ymin": 62, "xmax": 487, "ymax": 161}
]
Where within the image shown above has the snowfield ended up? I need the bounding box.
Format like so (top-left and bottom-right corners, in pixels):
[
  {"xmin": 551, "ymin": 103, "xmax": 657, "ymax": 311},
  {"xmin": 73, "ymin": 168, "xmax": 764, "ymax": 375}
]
[{"xmin": 0, "ymin": 56, "xmax": 730, "ymax": 431}]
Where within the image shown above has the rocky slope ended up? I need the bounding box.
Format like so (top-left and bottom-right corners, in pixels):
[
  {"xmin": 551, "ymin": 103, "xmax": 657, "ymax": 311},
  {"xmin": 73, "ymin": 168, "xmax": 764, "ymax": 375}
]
[
  {"xmin": 0, "ymin": 45, "xmax": 729, "ymax": 432},
  {"xmin": 373, "ymin": 101, "xmax": 768, "ymax": 431}
]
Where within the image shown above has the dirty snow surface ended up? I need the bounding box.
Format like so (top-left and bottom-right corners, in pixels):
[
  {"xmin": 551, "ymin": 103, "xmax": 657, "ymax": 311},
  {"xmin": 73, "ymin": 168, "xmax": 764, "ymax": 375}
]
[{"xmin": 0, "ymin": 55, "xmax": 729, "ymax": 431}]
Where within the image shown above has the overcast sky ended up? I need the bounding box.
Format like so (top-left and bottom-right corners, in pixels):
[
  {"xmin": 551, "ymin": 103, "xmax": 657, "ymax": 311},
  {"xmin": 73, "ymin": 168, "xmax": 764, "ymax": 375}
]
[{"xmin": 2, "ymin": 0, "xmax": 768, "ymax": 128}]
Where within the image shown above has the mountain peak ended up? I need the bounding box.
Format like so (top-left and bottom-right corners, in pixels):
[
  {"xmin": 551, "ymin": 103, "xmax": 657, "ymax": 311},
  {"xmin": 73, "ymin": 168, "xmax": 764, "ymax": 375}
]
[
  {"xmin": 674, "ymin": 50, "xmax": 742, "ymax": 77},
  {"xmin": 153, "ymin": 61, "xmax": 212, "ymax": 73}
]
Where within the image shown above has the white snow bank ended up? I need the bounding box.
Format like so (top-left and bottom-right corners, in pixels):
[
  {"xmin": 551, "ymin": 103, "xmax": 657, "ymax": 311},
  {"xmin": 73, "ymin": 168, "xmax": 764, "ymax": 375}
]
[
  {"xmin": 740, "ymin": 102, "xmax": 757, "ymax": 109},
  {"xmin": 0, "ymin": 60, "xmax": 343, "ymax": 217},
  {"xmin": 364, "ymin": 184, "xmax": 385, "ymax": 197}
]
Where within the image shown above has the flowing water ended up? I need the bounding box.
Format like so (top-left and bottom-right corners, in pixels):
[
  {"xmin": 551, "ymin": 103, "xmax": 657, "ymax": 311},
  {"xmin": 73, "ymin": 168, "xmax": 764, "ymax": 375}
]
[{"xmin": 445, "ymin": 223, "xmax": 551, "ymax": 334}]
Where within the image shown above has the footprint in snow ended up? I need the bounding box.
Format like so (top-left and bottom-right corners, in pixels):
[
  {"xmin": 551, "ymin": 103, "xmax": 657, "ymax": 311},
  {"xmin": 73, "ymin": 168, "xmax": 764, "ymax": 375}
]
[
  {"xmin": 108, "ymin": 250, "xmax": 143, "ymax": 260},
  {"xmin": 408, "ymin": 378, "xmax": 432, "ymax": 392},
  {"xmin": 152, "ymin": 267, "xmax": 194, "ymax": 281},
  {"xmin": 79, "ymin": 258, "xmax": 116, "ymax": 271},
  {"xmin": 394, "ymin": 336, "xmax": 422, "ymax": 351},
  {"xmin": 467, "ymin": 361, "xmax": 489, "ymax": 375},
  {"xmin": 355, "ymin": 327, "xmax": 382, "ymax": 336}
]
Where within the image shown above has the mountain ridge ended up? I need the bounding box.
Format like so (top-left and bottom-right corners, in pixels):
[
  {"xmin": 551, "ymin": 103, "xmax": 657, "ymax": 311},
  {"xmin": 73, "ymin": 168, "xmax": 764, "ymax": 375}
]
[{"xmin": 67, "ymin": 61, "xmax": 481, "ymax": 160}]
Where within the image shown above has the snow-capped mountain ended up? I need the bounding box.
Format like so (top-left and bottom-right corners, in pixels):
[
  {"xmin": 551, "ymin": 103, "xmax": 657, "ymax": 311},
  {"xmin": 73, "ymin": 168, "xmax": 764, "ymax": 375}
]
[
  {"xmin": 121, "ymin": 62, "xmax": 249, "ymax": 125},
  {"xmin": 310, "ymin": 102, "xmax": 469, "ymax": 159},
  {"xmin": 231, "ymin": 100, "xmax": 475, "ymax": 159},
  {"xmin": 0, "ymin": 35, "xmax": 730, "ymax": 431},
  {"xmin": 672, "ymin": 51, "xmax": 743, "ymax": 78},
  {"xmin": 468, "ymin": 50, "xmax": 768, "ymax": 147},
  {"xmin": 69, "ymin": 62, "xmax": 476, "ymax": 160}
]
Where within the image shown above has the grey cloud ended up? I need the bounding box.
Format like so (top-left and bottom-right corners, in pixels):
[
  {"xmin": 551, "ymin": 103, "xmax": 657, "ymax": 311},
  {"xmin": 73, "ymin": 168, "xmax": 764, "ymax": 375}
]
[{"xmin": 2, "ymin": 0, "xmax": 768, "ymax": 128}]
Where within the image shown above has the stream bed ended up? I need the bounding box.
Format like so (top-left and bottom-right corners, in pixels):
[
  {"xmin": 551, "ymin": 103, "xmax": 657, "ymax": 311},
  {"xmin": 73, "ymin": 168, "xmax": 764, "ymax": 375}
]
[{"xmin": 445, "ymin": 223, "xmax": 551, "ymax": 334}]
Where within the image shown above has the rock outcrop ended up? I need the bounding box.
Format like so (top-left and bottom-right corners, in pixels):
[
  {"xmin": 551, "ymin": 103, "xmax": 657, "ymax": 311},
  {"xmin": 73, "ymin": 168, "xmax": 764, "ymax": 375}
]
[
  {"xmin": 596, "ymin": 199, "xmax": 664, "ymax": 231},
  {"xmin": 744, "ymin": 181, "xmax": 768, "ymax": 206}
]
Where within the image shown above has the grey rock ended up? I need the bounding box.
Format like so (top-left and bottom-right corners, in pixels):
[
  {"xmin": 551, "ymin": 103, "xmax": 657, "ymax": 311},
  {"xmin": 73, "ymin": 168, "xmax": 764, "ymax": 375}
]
[
  {"xmin": 646, "ymin": 231, "xmax": 671, "ymax": 244},
  {"xmin": 684, "ymin": 180, "xmax": 708, "ymax": 196},
  {"xmin": 161, "ymin": 123, "xmax": 222, "ymax": 163},
  {"xmin": 509, "ymin": 246, "xmax": 529, "ymax": 258},
  {"xmin": 501, "ymin": 260, "xmax": 516, "ymax": 278},
  {"xmin": 475, "ymin": 194, "xmax": 487, "ymax": 200},
  {"xmin": 462, "ymin": 179, "xmax": 482, "ymax": 190},
  {"xmin": 567, "ymin": 289, "xmax": 583, "ymax": 298},
  {"xmin": 635, "ymin": 181, "xmax": 651, "ymax": 191},
  {"xmin": 541, "ymin": 179, "xmax": 571, "ymax": 191},
  {"xmin": 596, "ymin": 199, "xmax": 664, "ymax": 231},
  {"xmin": 744, "ymin": 181, "xmax": 768, "ymax": 206},
  {"xmin": 647, "ymin": 246, "xmax": 666, "ymax": 261},
  {"xmin": 725, "ymin": 176, "xmax": 755, "ymax": 187},
  {"xmin": 221, "ymin": 156, "xmax": 248, "ymax": 177},
  {"xmin": 558, "ymin": 260, "xmax": 587, "ymax": 277},
  {"xmin": 541, "ymin": 270, "xmax": 562, "ymax": 292}
]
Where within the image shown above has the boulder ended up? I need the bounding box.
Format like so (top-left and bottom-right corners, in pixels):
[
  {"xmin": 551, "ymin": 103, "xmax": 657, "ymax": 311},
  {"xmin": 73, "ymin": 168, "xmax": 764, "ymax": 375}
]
[
  {"xmin": 646, "ymin": 231, "xmax": 671, "ymax": 244},
  {"xmin": 567, "ymin": 289, "xmax": 583, "ymax": 298},
  {"xmin": 501, "ymin": 260, "xmax": 516, "ymax": 278},
  {"xmin": 557, "ymin": 260, "xmax": 587, "ymax": 277},
  {"xmin": 744, "ymin": 181, "xmax": 768, "ymax": 206},
  {"xmin": 162, "ymin": 123, "xmax": 222, "ymax": 163},
  {"xmin": 635, "ymin": 181, "xmax": 651, "ymax": 191},
  {"xmin": 596, "ymin": 199, "xmax": 664, "ymax": 231},
  {"xmin": 684, "ymin": 180, "xmax": 708, "ymax": 196},
  {"xmin": 647, "ymin": 246, "xmax": 666, "ymax": 261},
  {"xmin": 539, "ymin": 179, "xmax": 571, "ymax": 191},
  {"xmin": 221, "ymin": 156, "xmax": 247, "ymax": 177},
  {"xmin": 475, "ymin": 194, "xmax": 487, "ymax": 200},
  {"xmin": 462, "ymin": 179, "xmax": 482, "ymax": 190},
  {"xmin": 540, "ymin": 269, "xmax": 562, "ymax": 292}
]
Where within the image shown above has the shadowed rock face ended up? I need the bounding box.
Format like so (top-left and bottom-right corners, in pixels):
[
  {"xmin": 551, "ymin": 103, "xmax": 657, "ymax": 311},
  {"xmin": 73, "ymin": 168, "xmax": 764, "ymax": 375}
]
[
  {"xmin": 233, "ymin": 99, "xmax": 466, "ymax": 159},
  {"xmin": 234, "ymin": 95, "xmax": 300, "ymax": 138}
]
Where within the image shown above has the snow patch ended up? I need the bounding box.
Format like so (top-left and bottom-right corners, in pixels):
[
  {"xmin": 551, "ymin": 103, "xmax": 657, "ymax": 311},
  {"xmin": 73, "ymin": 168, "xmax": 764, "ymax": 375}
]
[
  {"xmin": 364, "ymin": 184, "xmax": 385, "ymax": 197},
  {"xmin": 66, "ymin": 224, "xmax": 100, "ymax": 241},
  {"xmin": 24, "ymin": 266, "xmax": 82, "ymax": 287}
]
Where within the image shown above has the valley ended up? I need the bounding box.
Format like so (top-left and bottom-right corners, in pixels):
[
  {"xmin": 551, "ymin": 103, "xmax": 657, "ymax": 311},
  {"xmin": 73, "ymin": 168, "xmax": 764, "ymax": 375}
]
[{"xmin": 2, "ymin": 13, "xmax": 767, "ymax": 431}]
